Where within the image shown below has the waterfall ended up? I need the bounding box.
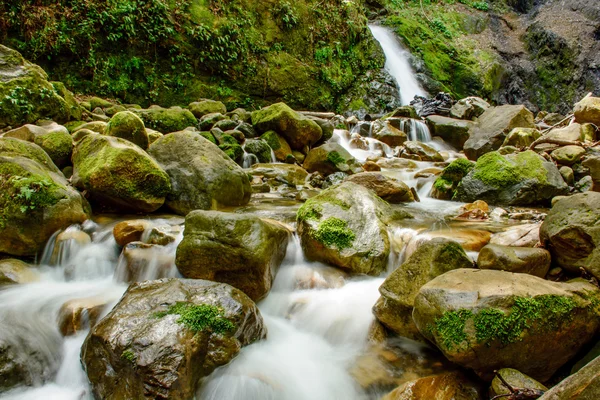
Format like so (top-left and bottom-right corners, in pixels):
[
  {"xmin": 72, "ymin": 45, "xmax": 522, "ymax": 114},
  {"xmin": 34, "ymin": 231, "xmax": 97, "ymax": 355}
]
[{"xmin": 368, "ymin": 25, "xmax": 428, "ymax": 105}]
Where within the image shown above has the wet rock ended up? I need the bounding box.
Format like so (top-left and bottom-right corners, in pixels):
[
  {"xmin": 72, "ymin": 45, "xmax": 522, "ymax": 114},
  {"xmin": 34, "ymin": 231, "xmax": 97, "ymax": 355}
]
[
  {"xmin": 402, "ymin": 141, "xmax": 443, "ymax": 162},
  {"xmin": 297, "ymin": 182, "xmax": 410, "ymax": 275},
  {"xmin": 376, "ymin": 158, "xmax": 418, "ymax": 170},
  {"xmin": 551, "ymin": 145, "xmax": 586, "ymax": 166},
  {"xmin": 176, "ymin": 211, "xmax": 290, "ymax": 301},
  {"xmin": 119, "ymin": 241, "xmax": 174, "ymax": 282},
  {"xmin": 81, "ymin": 278, "xmax": 267, "ymax": 400},
  {"xmin": 0, "ymin": 259, "xmax": 38, "ymax": 284},
  {"xmin": 538, "ymin": 354, "xmax": 600, "ymax": 399},
  {"xmin": 454, "ymin": 150, "xmax": 568, "ymax": 206},
  {"xmin": 373, "ymin": 238, "xmax": 472, "ymax": 340},
  {"xmin": 346, "ymin": 172, "xmax": 414, "ymax": 203},
  {"xmin": 244, "ymin": 139, "xmax": 272, "ymax": 164},
  {"xmin": 430, "ymin": 158, "xmax": 474, "ymax": 200},
  {"xmin": 450, "ymin": 96, "xmax": 490, "ymax": 120},
  {"xmin": 72, "ymin": 134, "xmax": 171, "ymax": 213},
  {"xmin": 425, "ymin": 115, "xmax": 474, "ymax": 149},
  {"xmin": 502, "ymin": 127, "xmax": 541, "ymax": 148},
  {"xmin": 489, "ymin": 223, "xmax": 541, "ymax": 247},
  {"xmin": 133, "ymin": 106, "xmax": 198, "ymax": 134},
  {"xmin": 0, "ymin": 138, "xmax": 90, "ymax": 256},
  {"xmin": 410, "ymin": 93, "xmax": 454, "ymax": 118},
  {"xmin": 414, "ymin": 167, "xmax": 442, "ymax": 178},
  {"xmin": 464, "ymin": 105, "xmax": 535, "ymax": 160},
  {"xmin": 146, "ymin": 224, "xmax": 182, "ymax": 246},
  {"xmin": 248, "ymin": 163, "xmax": 308, "ymax": 187},
  {"xmin": 3, "ymin": 122, "xmax": 73, "ymax": 168},
  {"xmin": 199, "ymin": 112, "xmax": 227, "ymax": 131},
  {"xmin": 424, "ymin": 229, "xmax": 491, "ymax": 252},
  {"xmin": 477, "ymin": 244, "xmax": 551, "ymax": 278},
  {"xmin": 105, "ymin": 111, "xmax": 149, "ymax": 149},
  {"xmin": 58, "ymin": 296, "xmax": 109, "ymax": 336},
  {"xmin": 540, "ymin": 192, "xmax": 600, "ymax": 279},
  {"xmin": 574, "ymin": 96, "xmax": 600, "ymax": 126},
  {"xmin": 113, "ymin": 220, "xmax": 151, "ymax": 247},
  {"xmin": 188, "ymin": 100, "xmax": 227, "ymax": 118},
  {"xmin": 382, "ymin": 371, "xmax": 484, "ymax": 400},
  {"xmin": 413, "ymin": 269, "xmax": 600, "ymax": 381},
  {"xmin": 371, "ymin": 120, "xmax": 408, "ymax": 147},
  {"xmin": 260, "ymin": 130, "xmax": 293, "ymax": 162},
  {"xmin": 489, "ymin": 368, "xmax": 547, "ymax": 399},
  {"xmin": 251, "ymin": 103, "xmax": 322, "ymax": 150},
  {"xmin": 308, "ymin": 116, "xmax": 334, "ymax": 146},
  {"xmin": 292, "ymin": 264, "xmax": 347, "ymax": 290},
  {"xmin": 303, "ymin": 143, "xmax": 363, "ymax": 176},
  {"xmin": 148, "ymin": 131, "xmax": 251, "ymax": 215},
  {"xmin": 50, "ymin": 228, "xmax": 92, "ymax": 265}
]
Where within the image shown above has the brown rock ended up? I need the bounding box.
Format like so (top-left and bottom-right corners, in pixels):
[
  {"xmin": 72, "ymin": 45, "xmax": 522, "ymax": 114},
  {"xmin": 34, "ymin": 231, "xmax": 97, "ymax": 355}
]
[
  {"xmin": 58, "ymin": 296, "xmax": 110, "ymax": 336},
  {"xmin": 346, "ymin": 172, "xmax": 414, "ymax": 203},
  {"xmin": 113, "ymin": 220, "xmax": 150, "ymax": 247}
]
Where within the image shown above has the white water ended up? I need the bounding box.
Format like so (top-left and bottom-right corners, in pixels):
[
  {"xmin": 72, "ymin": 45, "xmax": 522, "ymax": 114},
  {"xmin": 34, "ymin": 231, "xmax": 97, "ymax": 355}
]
[{"xmin": 369, "ymin": 25, "xmax": 428, "ymax": 105}]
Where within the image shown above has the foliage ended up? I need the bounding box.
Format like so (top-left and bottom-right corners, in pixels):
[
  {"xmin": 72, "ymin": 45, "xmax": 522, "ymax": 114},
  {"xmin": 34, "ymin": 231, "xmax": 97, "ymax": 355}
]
[
  {"xmin": 121, "ymin": 349, "xmax": 136, "ymax": 364},
  {"xmin": 155, "ymin": 302, "xmax": 235, "ymax": 334},
  {"xmin": 314, "ymin": 217, "xmax": 355, "ymax": 249}
]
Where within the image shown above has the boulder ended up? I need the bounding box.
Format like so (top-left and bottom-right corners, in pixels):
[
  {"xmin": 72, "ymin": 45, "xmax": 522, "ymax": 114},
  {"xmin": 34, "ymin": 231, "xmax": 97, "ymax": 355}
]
[
  {"xmin": 303, "ymin": 143, "xmax": 363, "ymax": 176},
  {"xmin": 550, "ymin": 145, "xmax": 585, "ymax": 166},
  {"xmin": 117, "ymin": 241, "xmax": 175, "ymax": 283},
  {"xmin": 0, "ymin": 45, "xmax": 76, "ymax": 127},
  {"xmin": 477, "ymin": 244, "xmax": 550, "ymax": 277},
  {"xmin": 134, "ymin": 106, "xmax": 198, "ymax": 134},
  {"xmin": 188, "ymin": 100, "xmax": 227, "ymax": 118},
  {"xmin": 382, "ymin": 372, "xmax": 484, "ymax": 400},
  {"xmin": 574, "ymin": 96, "xmax": 600, "ymax": 126},
  {"xmin": 454, "ymin": 151, "xmax": 568, "ymax": 206},
  {"xmin": 560, "ymin": 166, "xmax": 575, "ymax": 186},
  {"xmin": 403, "ymin": 141, "xmax": 443, "ymax": 162},
  {"xmin": 113, "ymin": 220, "xmax": 151, "ymax": 247},
  {"xmin": 464, "ymin": 105, "xmax": 535, "ymax": 160},
  {"xmin": 413, "ymin": 269, "xmax": 600, "ymax": 381},
  {"xmin": 297, "ymin": 182, "xmax": 410, "ymax": 275},
  {"xmin": 545, "ymin": 123, "xmax": 595, "ymax": 143},
  {"xmin": 430, "ymin": 158, "xmax": 474, "ymax": 200},
  {"xmin": 81, "ymin": 278, "xmax": 267, "ymax": 400},
  {"xmin": 489, "ymin": 223, "xmax": 541, "ymax": 247},
  {"xmin": 251, "ymin": 103, "xmax": 322, "ymax": 150},
  {"xmin": 72, "ymin": 121, "xmax": 107, "ymax": 135},
  {"xmin": 0, "ymin": 258, "xmax": 38, "ymax": 284},
  {"xmin": 449, "ymin": 96, "xmax": 490, "ymax": 120},
  {"xmin": 502, "ymin": 127, "xmax": 541, "ymax": 148},
  {"xmin": 199, "ymin": 112, "xmax": 227, "ymax": 131},
  {"xmin": 538, "ymin": 355, "xmax": 600, "ymax": 400},
  {"xmin": 308, "ymin": 116, "xmax": 334, "ymax": 145},
  {"xmin": 371, "ymin": 120, "xmax": 408, "ymax": 147},
  {"xmin": 0, "ymin": 138, "xmax": 90, "ymax": 256},
  {"xmin": 248, "ymin": 163, "xmax": 308, "ymax": 187},
  {"xmin": 72, "ymin": 134, "xmax": 170, "ymax": 213},
  {"xmin": 176, "ymin": 211, "xmax": 289, "ymax": 301},
  {"xmin": 105, "ymin": 111, "xmax": 149, "ymax": 149},
  {"xmin": 260, "ymin": 130, "xmax": 293, "ymax": 162},
  {"xmin": 373, "ymin": 238, "xmax": 472, "ymax": 340},
  {"xmin": 3, "ymin": 122, "xmax": 73, "ymax": 168},
  {"xmin": 489, "ymin": 368, "xmax": 547, "ymax": 399},
  {"xmin": 540, "ymin": 192, "xmax": 600, "ymax": 278},
  {"xmin": 346, "ymin": 172, "xmax": 414, "ymax": 203},
  {"xmin": 148, "ymin": 131, "xmax": 251, "ymax": 215},
  {"xmin": 243, "ymin": 139, "xmax": 272, "ymax": 164},
  {"xmin": 425, "ymin": 115, "xmax": 474, "ymax": 149},
  {"xmin": 58, "ymin": 296, "xmax": 109, "ymax": 336}
]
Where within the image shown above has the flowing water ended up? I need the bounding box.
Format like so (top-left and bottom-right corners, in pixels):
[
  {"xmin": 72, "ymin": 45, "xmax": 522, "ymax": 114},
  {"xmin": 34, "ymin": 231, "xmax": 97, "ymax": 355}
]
[{"xmin": 368, "ymin": 25, "xmax": 428, "ymax": 105}]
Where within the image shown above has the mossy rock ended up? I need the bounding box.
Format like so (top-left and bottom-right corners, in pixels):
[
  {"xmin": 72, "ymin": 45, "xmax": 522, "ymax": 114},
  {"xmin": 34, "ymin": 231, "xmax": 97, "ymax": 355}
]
[
  {"xmin": 243, "ymin": 139, "xmax": 273, "ymax": 164},
  {"xmin": 454, "ymin": 150, "xmax": 569, "ymax": 206},
  {"xmin": 199, "ymin": 113, "xmax": 227, "ymax": 131},
  {"xmin": 52, "ymin": 81, "xmax": 82, "ymax": 121},
  {"xmin": 248, "ymin": 163, "xmax": 308, "ymax": 187},
  {"xmin": 64, "ymin": 121, "xmax": 86, "ymax": 133},
  {"xmin": 134, "ymin": 107, "xmax": 198, "ymax": 134},
  {"xmin": 3, "ymin": 123, "xmax": 73, "ymax": 168},
  {"xmin": 373, "ymin": 238, "xmax": 472, "ymax": 341},
  {"xmin": 105, "ymin": 111, "xmax": 149, "ymax": 149},
  {"xmin": 260, "ymin": 130, "xmax": 293, "ymax": 162},
  {"xmin": 502, "ymin": 127, "xmax": 541, "ymax": 148},
  {"xmin": 72, "ymin": 134, "xmax": 171, "ymax": 213},
  {"xmin": 0, "ymin": 137, "xmax": 90, "ymax": 256},
  {"xmin": 105, "ymin": 105, "xmax": 127, "ymax": 117},
  {"xmin": 574, "ymin": 97, "xmax": 600, "ymax": 126},
  {"xmin": 303, "ymin": 143, "xmax": 363, "ymax": 176},
  {"xmin": 73, "ymin": 121, "xmax": 107, "ymax": 135},
  {"xmin": 146, "ymin": 129, "xmax": 163, "ymax": 145},
  {"xmin": 430, "ymin": 158, "xmax": 474, "ymax": 200},
  {"xmin": 219, "ymin": 142, "xmax": 244, "ymax": 165},
  {"xmin": 413, "ymin": 269, "xmax": 600, "ymax": 382},
  {"xmin": 251, "ymin": 103, "xmax": 322, "ymax": 150},
  {"xmin": 89, "ymin": 97, "xmax": 114, "ymax": 110},
  {"xmin": 188, "ymin": 100, "xmax": 227, "ymax": 118}
]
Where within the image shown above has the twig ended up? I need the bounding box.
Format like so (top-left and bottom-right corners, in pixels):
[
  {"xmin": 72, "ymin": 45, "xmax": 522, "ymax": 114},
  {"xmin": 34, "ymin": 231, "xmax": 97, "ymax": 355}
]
[
  {"xmin": 420, "ymin": 0, "xmax": 432, "ymax": 23},
  {"xmin": 529, "ymin": 113, "xmax": 575, "ymax": 150}
]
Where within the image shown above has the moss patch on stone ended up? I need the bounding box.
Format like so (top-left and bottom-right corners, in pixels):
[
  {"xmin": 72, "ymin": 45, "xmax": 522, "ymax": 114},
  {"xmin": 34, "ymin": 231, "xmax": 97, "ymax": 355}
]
[
  {"xmin": 326, "ymin": 151, "xmax": 345, "ymax": 166},
  {"xmin": 314, "ymin": 217, "xmax": 355, "ymax": 249},
  {"xmin": 155, "ymin": 302, "xmax": 235, "ymax": 334},
  {"xmin": 121, "ymin": 349, "xmax": 136, "ymax": 364},
  {"xmin": 472, "ymin": 151, "xmax": 546, "ymax": 189}
]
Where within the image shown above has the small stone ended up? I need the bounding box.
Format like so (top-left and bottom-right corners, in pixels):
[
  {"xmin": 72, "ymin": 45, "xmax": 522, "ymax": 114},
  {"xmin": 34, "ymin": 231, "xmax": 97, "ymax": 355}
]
[
  {"xmin": 113, "ymin": 220, "xmax": 151, "ymax": 247},
  {"xmin": 58, "ymin": 296, "xmax": 110, "ymax": 336}
]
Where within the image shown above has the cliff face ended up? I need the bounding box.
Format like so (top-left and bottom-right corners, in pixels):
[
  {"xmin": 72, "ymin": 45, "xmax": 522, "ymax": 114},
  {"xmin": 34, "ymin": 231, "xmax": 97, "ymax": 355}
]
[
  {"xmin": 378, "ymin": 0, "xmax": 600, "ymax": 114},
  {"xmin": 0, "ymin": 0, "xmax": 399, "ymax": 114}
]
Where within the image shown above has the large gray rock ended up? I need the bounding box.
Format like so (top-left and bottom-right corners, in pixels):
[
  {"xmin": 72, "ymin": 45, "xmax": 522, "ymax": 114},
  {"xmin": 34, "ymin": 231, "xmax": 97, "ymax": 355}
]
[
  {"xmin": 373, "ymin": 238, "xmax": 472, "ymax": 340},
  {"xmin": 450, "ymin": 96, "xmax": 490, "ymax": 120},
  {"xmin": 72, "ymin": 134, "xmax": 171, "ymax": 213},
  {"xmin": 297, "ymin": 182, "xmax": 410, "ymax": 275},
  {"xmin": 303, "ymin": 143, "xmax": 363, "ymax": 176},
  {"xmin": 81, "ymin": 278, "xmax": 266, "ymax": 400},
  {"xmin": 148, "ymin": 131, "xmax": 251, "ymax": 215},
  {"xmin": 425, "ymin": 115, "xmax": 474, "ymax": 149},
  {"xmin": 413, "ymin": 269, "xmax": 600, "ymax": 381},
  {"xmin": 454, "ymin": 150, "xmax": 568, "ymax": 206},
  {"xmin": 176, "ymin": 211, "xmax": 290, "ymax": 301},
  {"xmin": 540, "ymin": 192, "xmax": 600, "ymax": 279},
  {"xmin": 464, "ymin": 105, "xmax": 535, "ymax": 160},
  {"xmin": 477, "ymin": 244, "xmax": 551, "ymax": 278},
  {"xmin": 0, "ymin": 138, "xmax": 90, "ymax": 256}
]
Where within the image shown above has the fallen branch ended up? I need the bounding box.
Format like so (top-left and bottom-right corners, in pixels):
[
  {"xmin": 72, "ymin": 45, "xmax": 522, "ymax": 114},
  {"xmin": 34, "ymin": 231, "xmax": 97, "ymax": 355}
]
[
  {"xmin": 490, "ymin": 371, "xmax": 546, "ymax": 400},
  {"xmin": 529, "ymin": 113, "xmax": 575, "ymax": 150}
]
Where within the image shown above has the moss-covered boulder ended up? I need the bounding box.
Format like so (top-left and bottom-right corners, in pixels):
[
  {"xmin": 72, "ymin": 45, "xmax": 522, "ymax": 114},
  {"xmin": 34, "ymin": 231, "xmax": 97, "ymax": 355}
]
[
  {"xmin": 260, "ymin": 130, "xmax": 293, "ymax": 162},
  {"xmin": 134, "ymin": 106, "xmax": 198, "ymax": 134},
  {"xmin": 72, "ymin": 134, "xmax": 170, "ymax": 213},
  {"xmin": 464, "ymin": 105, "xmax": 535, "ymax": 160},
  {"xmin": 51, "ymin": 81, "xmax": 82, "ymax": 121},
  {"xmin": 430, "ymin": 158, "xmax": 474, "ymax": 200},
  {"xmin": 0, "ymin": 45, "xmax": 76, "ymax": 128},
  {"xmin": 72, "ymin": 121, "xmax": 107, "ymax": 135},
  {"xmin": 81, "ymin": 278, "xmax": 267, "ymax": 400},
  {"xmin": 303, "ymin": 143, "xmax": 363, "ymax": 176},
  {"xmin": 489, "ymin": 368, "xmax": 547, "ymax": 399},
  {"xmin": 425, "ymin": 115, "xmax": 474, "ymax": 150},
  {"xmin": 477, "ymin": 244, "xmax": 551, "ymax": 278},
  {"xmin": 176, "ymin": 211, "xmax": 289, "ymax": 301},
  {"xmin": 188, "ymin": 100, "xmax": 227, "ymax": 118},
  {"xmin": 453, "ymin": 151, "xmax": 568, "ymax": 206},
  {"xmin": 346, "ymin": 172, "xmax": 414, "ymax": 203},
  {"xmin": 502, "ymin": 127, "xmax": 541, "ymax": 148},
  {"xmin": 0, "ymin": 138, "xmax": 90, "ymax": 256},
  {"xmin": 297, "ymin": 182, "xmax": 410, "ymax": 275},
  {"xmin": 148, "ymin": 131, "xmax": 251, "ymax": 215},
  {"xmin": 574, "ymin": 96, "xmax": 600, "ymax": 126},
  {"xmin": 540, "ymin": 192, "xmax": 600, "ymax": 279},
  {"xmin": 3, "ymin": 123, "xmax": 73, "ymax": 168},
  {"xmin": 413, "ymin": 269, "xmax": 600, "ymax": 381},
  {"xmin": 252, "ymin": 103, "xmax": 322, "ymax": 150},
  {"xmin": 243, "ymin": 139, "xmax": 273, "ymax": 164},
  {"xmin": 373, "ymin": 238, "xmax": 472, "ymax": 340},
  {"xmin": 105, "ymin": 111, "xmax": 149, "ymax": 149}
]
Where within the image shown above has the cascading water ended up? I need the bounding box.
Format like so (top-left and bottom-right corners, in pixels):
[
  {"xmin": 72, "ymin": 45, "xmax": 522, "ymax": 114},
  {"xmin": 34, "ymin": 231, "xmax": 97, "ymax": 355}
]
[{"xmin": 368, "ymin": 25, "xmax": 428, "ymax": 105}]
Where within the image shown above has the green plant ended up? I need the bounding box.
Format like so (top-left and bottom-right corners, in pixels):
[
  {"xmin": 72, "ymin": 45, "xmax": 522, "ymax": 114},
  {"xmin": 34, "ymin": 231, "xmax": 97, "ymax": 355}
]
[
  {"xmin": 314, "ymin": 217, "xmax": 355, "ymax": 249},
  {"xmin": 121, "ymin": 349, "xmax": 136, "ymax": 364},
  {"xmin": 274, "ymin": 1, "xmax": 299, "ymax": 30},
  {"xmin": 12, "ymin": 176, "xmax": 57, "ymax": 213},
  {"xmin": 154, "ymin": 302, "xmax": 235, "ymax": 334}
]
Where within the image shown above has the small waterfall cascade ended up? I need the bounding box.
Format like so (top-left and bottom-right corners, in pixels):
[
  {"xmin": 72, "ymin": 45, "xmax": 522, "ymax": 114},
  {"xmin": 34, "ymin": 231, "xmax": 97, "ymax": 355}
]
[
  {"xmin": 397, "ymin": 118, "xmax": 432, "ymax": 142},
  {"xmin": 368, "ymin": 24, "xmax": 428, "ymax": 105}
]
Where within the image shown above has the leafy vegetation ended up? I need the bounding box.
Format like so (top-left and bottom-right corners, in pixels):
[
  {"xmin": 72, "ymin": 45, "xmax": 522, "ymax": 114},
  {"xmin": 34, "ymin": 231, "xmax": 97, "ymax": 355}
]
[
  {"xmin": 155, "ymin": 302, "xmax": 235, "ymax": 334},
  {"xmin": 314, "ymin": 217, "xmax": 355, "ymax": 249}
]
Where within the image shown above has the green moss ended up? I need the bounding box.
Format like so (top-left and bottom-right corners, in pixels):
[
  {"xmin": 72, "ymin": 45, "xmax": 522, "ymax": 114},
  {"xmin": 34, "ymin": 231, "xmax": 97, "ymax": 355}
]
[
  {"xmin": 434, "ymin": 309, "xmax": 473, "ymax": 350},
  {"xmin": 121, "ymin": 349, "xmax": 136, "ymax": 364},
  {"xmin": 326, "ymin": 151, "xmax": 345, "ymax": 166},
  {"xmin": 219, "ymin": 142, "xmax": 243, "ymax": 163},
  {"xmin": 34, "ymin": 131, "xmax": 73, "ymax": 165},
  {"xmin": 200, "ymin": 131, "xmax": 216, "ymax": 144},
  {"xmin": 433, "ymin": 158, "xmax": 474, "ymax": 198},
  {"xmin": 297, "ymin": 200, "xmax": 323, "ymax": 222},
  {"xmin": 155, "ymin": 302, "xmax": 235, "ymax": 334},
  {"xmin": 472, "ymin": 151, "xmax": 546, "ymax": 189},
  {"xmin": 261, "ymin": 131, "xmax": 282, "ymax": 151},
  {"xmin": 314, "ymin": 217, "xmax": 355, "ymax": 249}
]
